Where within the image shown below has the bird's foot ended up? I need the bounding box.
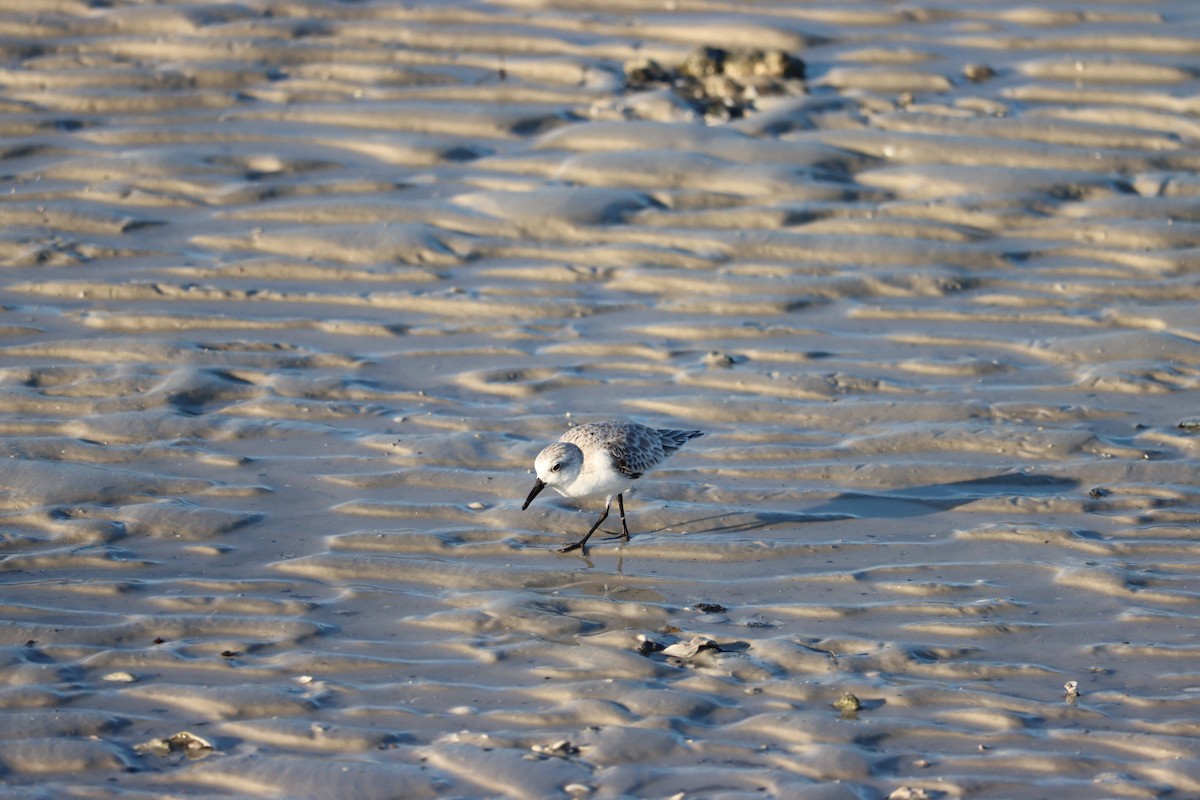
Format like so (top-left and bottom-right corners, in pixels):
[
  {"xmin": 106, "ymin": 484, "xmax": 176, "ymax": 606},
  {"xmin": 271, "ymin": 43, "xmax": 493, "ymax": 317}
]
[{"xmin": 558, "ymin": 541, "xmax": 586, "ymax": 553}]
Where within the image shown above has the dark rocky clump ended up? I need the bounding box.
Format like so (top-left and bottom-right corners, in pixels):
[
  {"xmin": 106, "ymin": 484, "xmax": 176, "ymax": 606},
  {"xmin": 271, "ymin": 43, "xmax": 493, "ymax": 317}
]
[{"xmin": 624, "ymin": 46, "xmax": 806, "ymax": 121}]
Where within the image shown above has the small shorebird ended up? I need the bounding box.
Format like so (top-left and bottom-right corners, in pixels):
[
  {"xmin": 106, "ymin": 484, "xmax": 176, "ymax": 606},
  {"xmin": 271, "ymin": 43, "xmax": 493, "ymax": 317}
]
[{"xmin": 522, "ymin": 420, "xmax": 704, "ymax": 552}]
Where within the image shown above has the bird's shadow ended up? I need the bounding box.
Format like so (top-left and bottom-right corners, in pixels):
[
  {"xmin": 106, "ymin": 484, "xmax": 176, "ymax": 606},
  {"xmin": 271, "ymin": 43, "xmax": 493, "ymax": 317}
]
[{"xmin": 647, "ymin": 472, "xmax": 1081, "ymax": 537}]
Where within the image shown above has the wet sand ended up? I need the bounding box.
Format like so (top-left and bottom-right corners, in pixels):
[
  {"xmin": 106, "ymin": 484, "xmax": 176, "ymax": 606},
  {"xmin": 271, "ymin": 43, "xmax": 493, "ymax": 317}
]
[{"xmin": 1, "ymin": 1, "xmax": 1199, "ymax": 797}]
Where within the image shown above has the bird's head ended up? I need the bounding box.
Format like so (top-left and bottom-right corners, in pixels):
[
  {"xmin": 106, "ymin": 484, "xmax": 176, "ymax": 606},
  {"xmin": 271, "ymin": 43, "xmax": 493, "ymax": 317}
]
[{"xmin": 522, "ymin": 442, "xmax": 584, "ymax": 508}]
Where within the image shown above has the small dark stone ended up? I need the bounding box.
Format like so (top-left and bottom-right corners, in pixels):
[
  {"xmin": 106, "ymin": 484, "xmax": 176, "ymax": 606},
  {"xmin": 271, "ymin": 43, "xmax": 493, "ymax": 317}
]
[
  {"xmin": 963, "ymin": 63, "xmax": 996, "ymax": 82},
  {"xmin": 636, "ymin": 638, "xmax": 665, "ymax": 656},
  {"xmin": 679, "ymin": 47, "xmax": 729, "ymax": 80},
  {"xmin": 624, "ymin": 58, "xmax": 672, "ymax": 89},
  {"xmin": 833, "ymin": 692, "xmax": 861, "ymax": 712},
  {"xmin": 694, "ymin": 602, "xmax": 727, "ymax": 614}
]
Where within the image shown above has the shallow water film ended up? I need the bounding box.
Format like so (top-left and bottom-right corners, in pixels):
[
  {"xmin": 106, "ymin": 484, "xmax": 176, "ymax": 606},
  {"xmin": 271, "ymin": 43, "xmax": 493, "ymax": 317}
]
[{"xmin": 1, "ymin": 1, "xmax": 1199, "ymax": 798}]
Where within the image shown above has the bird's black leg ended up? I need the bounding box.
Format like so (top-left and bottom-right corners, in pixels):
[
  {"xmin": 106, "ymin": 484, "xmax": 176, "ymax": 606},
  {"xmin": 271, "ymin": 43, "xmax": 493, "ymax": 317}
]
[
  {"xmin": 603, "ymin": 494, "xmax": 631, "ymax": 542},
  {"xmin": 560, "ymin": 498, "xmax": 610, "ymax": 553}
]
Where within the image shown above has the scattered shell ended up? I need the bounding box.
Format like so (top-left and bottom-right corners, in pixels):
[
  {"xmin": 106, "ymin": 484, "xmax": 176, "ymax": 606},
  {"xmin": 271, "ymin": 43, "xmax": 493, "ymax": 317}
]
[
  {"xmin": 102, "ymin": 671, "xmax": 136, "ymax": 683},
  {"xmin": 183, "ymin": 543, "xmax": 233, "ymax": 556},
  {"xmin": 1064, "ymin": 680, "xmax": 1080, "ymax": 702},
  {"xmin": 888, "ymin": 788, "xmax": 932, "ymax": 800},
  {"xmin": 660, "ymin": 636, "xmax": 722, "ymax": 659},
  {"xmin": 467, "ymin": 501, "xmax": 487, "ymax": 510},
  {"xmin": 135, "ymin": 731, "xmax": 215, "ymax": 759},
  {"xmin": 1178, "ymin": 417, "xmax": 1200, "ymax": 429},
  {"xmin": 531, "ymin": 740, "xmax": 580, "ymax": 758}
]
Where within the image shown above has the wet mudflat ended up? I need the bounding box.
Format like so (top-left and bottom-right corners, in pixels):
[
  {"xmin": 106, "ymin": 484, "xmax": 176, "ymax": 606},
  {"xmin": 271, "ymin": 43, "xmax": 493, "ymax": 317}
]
[{"xmin": 0, "ymin": 1, "xmax": 1199, "ymax": 798}]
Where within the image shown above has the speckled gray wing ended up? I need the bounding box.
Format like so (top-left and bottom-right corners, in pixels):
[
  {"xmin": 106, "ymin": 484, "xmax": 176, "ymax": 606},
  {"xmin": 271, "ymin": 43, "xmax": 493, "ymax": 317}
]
[
  {"xmin": 561, "ymin": 422, "xmax": 702, "ymax": 479},
  {"xmin": 561, "ymin": 421, "xmax": 655, "ymax": 479},
  {"xmin": 656, "ymin": 428, "xmax": 704, "ymax": 458}
]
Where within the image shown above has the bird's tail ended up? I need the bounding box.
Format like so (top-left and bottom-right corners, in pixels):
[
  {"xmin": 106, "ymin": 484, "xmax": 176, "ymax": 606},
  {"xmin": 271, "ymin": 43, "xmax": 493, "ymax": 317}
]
[{"xmin": 658, "ymin": 428, "xmax": 703, "ymax": 457}]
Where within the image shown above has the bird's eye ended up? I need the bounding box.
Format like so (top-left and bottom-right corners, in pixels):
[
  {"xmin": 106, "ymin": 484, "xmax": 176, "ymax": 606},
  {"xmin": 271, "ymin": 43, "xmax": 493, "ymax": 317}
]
[{"xmin": 551, "ymin": 463, "xmax": 561, "ymax": 472}]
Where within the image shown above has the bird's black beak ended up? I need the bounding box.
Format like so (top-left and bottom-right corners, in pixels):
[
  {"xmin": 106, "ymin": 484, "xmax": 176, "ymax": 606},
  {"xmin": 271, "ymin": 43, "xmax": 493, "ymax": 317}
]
[{"xmin": 522, "ymin": 478, "xmax": 546, "ymax": 510}]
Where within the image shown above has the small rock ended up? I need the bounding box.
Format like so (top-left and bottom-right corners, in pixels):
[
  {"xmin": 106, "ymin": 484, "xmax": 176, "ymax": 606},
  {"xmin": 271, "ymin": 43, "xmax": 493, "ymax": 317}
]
[
  {"xmin": 693, "ymin": 602, "xmax": 727, "ymax": 614},
  {"xmin": 624, "ymin": 58, "xmax": 672, "ymax": 89},
  {"xmin": 703, "ymin": 351, "xmax": 737, "ymax": 369},
  {"xmin": 963, "ymin": 63, "xmax": 996, "ymax": 82},
  {"xmin": 680, "ymin": 47, "xmax": 728, "ymax": 80},
  {"xmin": 532, "ymin": 740, "xmax": 580, "ymax": 758},
  {"xmin": 102, "ymin": 671, "xmax": 136, "ymax": 683},
  {"xmin": 635, "ymin": 635, "xmax": 666, "ymax": 656},
  {"xmin": 833, "ymin": 692, "xmax": 861, "ymax": 714}
]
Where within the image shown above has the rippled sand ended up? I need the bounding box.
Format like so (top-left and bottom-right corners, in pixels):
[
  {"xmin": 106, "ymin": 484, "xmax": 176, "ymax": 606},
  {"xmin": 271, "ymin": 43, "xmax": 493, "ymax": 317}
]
[{"xmin": 1, "ymin": 1, "xmax": 1199, "ymax": 797}]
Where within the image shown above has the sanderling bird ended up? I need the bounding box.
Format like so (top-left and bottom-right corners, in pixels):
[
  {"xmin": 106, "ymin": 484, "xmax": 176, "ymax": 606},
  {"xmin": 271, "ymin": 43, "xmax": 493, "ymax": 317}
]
[{"xmin": 522, "ymin": 420, "xmax": 704, "ymax": 552}]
